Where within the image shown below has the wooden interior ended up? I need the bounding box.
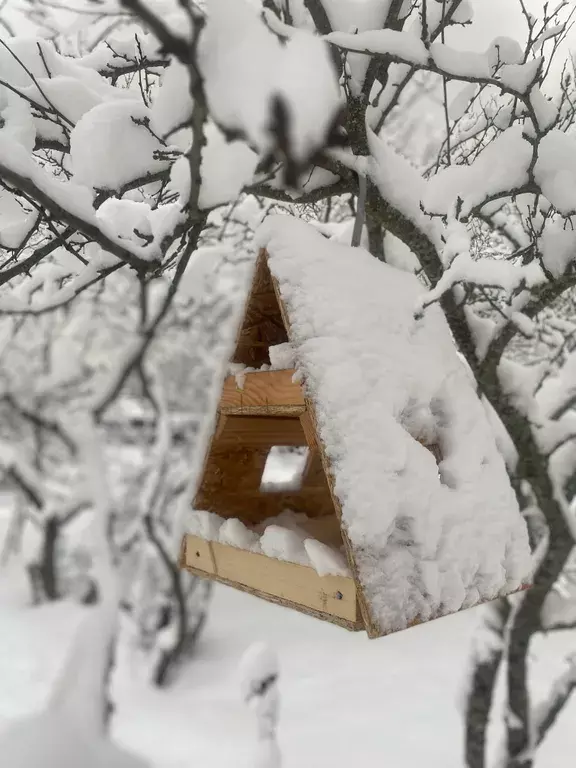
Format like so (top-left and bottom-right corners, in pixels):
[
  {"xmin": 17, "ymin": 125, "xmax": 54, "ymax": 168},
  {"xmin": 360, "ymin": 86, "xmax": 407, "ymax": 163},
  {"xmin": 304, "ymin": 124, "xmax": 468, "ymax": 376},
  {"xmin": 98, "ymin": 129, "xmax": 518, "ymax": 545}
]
[
  {"xmin": 194, "ymin": 253, "xmax": 340, "ymax": 529},
  {"xmin": 194, "ymin": 403, "xmax": 337, "ymax": 526},
  {"xmin": 232, "ymin": 251, "xmax": 289, "ymax": 368}
]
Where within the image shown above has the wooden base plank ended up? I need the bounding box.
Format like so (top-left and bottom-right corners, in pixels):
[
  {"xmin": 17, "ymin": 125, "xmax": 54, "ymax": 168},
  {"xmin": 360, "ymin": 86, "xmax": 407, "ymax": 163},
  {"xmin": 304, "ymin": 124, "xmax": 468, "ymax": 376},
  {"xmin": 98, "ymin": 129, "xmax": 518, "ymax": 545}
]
[
  {"xmin": 183, "ymin": 564, "xmax": 364, "ymax": 632},
  {"xmin": 182, "ymin": 534, "xmax": 361, "ymax": 628}
]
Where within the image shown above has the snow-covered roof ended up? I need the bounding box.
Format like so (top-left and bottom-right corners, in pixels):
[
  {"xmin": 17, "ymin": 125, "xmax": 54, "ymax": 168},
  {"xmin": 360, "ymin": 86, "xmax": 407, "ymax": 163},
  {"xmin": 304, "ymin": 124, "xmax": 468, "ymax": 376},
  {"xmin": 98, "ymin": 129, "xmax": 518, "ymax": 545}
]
[{"xmin": 255, "ymin": 215, "xmax": 532, "ymax": 635}]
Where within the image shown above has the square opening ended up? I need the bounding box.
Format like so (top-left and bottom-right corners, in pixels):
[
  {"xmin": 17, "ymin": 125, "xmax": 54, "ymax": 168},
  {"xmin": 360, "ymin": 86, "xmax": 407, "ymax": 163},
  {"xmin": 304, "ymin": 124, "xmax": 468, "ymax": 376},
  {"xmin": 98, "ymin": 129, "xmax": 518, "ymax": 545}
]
[
  {"xmin": 259, "ymin": 446, "xmax": 310, "ymax": 492},
  {"xmin": 193, "ymin": 414, "xmax": 341, "ymax": 548}
]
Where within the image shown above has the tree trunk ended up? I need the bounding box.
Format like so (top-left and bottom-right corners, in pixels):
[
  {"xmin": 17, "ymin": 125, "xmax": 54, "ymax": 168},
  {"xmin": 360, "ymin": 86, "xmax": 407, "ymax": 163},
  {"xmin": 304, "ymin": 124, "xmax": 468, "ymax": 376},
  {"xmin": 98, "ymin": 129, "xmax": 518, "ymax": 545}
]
[
  {"xmin": 465, "ymin": 599, "xmax": 511, "ymax": 768},
  {"xmin": 28, "ymin": 515, "xmax": 61, "ymax": 603},
  {"xmin": 366, "ymin": 212, "xmax": 385, "ymax": 262}
]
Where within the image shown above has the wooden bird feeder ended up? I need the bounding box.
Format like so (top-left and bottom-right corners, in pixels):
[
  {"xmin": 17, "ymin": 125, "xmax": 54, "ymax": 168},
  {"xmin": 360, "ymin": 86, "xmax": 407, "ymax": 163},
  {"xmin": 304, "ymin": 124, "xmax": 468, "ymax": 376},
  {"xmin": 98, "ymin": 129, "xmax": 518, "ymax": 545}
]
[
  {"xmin": 180, "ymin": 252, "xmax": 364, "ymax": 630},
  {"xmin": 180, "ymin": 219, "xmax": 532, "ymax": 639}
]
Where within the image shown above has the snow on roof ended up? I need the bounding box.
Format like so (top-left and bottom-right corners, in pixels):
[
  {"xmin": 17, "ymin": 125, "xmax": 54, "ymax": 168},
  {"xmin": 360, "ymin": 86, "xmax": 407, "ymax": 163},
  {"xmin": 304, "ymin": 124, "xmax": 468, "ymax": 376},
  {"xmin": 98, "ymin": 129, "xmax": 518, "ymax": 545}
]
[{"xmin": 255, "ymin": 215, "xmax": 532, "ymax": 633}]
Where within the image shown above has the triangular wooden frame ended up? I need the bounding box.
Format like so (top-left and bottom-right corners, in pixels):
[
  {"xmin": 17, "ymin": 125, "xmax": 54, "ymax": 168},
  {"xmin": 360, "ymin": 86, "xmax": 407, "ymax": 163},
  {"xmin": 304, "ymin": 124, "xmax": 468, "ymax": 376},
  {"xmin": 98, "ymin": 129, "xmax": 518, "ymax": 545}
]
[
  {"xmin": 179, "ymin": 250, "xmax": 531, "ymax": 638},
  {"xmin": 180, "ymin": 250, "xmax": 380, "ymax": 636}
]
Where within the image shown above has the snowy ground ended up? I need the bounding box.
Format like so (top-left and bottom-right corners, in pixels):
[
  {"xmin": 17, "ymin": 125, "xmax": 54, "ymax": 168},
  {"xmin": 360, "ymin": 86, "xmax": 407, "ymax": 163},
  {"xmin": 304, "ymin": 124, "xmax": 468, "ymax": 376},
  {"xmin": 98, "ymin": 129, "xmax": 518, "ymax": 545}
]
[{"xmin": 0, "ymin": 565, "xmax": 574, "ymax": 768}]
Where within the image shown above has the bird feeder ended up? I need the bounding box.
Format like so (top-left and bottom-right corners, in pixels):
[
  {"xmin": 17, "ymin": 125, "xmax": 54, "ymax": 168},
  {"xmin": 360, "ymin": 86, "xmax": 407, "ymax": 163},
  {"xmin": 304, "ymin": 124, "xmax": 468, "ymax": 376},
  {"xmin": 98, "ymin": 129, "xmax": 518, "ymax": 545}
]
[{"xmin": 179, "ymin": 216, "xmax": 532, "ymax": 639}]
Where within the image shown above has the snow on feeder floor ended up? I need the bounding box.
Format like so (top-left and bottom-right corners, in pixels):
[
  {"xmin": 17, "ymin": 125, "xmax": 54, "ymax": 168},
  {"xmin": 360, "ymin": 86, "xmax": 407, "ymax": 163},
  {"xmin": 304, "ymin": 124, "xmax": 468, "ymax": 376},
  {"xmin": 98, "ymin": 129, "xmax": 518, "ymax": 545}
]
[
  {"xmin": 180, "ymin": 216, "xmax": 533, "ymax": 639},
  {"xmin": 181, "ymin": 509, "xmax": 361, "ymax": 629}
]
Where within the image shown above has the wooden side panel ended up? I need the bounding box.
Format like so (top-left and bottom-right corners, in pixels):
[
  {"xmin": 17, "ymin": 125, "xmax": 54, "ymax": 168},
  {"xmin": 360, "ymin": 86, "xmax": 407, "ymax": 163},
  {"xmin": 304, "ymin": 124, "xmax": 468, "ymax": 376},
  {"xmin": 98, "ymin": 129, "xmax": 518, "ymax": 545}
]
[
  {"xmin": 299, "ymin": 411, "xmax": 317, "ymax": 448},
  {"xmin": 220, "ymin": 370, "xmax": 305, "ymax": 415},
  {"xmin": 299, "ymin": 410, "xmax": 327, "ymax": 488},
  {"xmin": 183, "ymin": 534, "xmax": 360, "ymax": 625}
]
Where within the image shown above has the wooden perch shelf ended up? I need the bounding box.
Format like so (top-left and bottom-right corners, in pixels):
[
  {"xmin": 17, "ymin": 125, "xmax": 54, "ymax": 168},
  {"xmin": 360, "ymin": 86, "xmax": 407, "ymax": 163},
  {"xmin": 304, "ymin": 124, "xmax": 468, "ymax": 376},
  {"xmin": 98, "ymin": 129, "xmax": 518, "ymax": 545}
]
[
  {"xmin": 219, "ymin": 369, "xmax": 305, "ymax": 416},
  {"xmin": 180, "ymin": 534, "xmax": 363, "ymax": 631}
]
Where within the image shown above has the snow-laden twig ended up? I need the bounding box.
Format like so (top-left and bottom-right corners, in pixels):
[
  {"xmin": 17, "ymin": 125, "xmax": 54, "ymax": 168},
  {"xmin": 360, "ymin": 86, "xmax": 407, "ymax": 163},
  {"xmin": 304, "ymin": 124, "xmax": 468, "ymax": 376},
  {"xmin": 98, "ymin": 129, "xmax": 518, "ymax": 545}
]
[
  {"xmin": 533, "ymin": 653, "xmax": 576, "ymax": 748},
  {"xmin": 240, "ymin": 643, "xmax": 282, "ymax": 768}
]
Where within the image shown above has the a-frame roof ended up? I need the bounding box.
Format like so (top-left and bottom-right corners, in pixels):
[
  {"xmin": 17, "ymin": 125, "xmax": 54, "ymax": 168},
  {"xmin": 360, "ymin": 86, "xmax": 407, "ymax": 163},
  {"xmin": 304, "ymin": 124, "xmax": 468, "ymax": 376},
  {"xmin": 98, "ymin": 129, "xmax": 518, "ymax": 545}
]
[{"xmin": 182, "ymin": 215, "xmax": 532, "ymax": 638}]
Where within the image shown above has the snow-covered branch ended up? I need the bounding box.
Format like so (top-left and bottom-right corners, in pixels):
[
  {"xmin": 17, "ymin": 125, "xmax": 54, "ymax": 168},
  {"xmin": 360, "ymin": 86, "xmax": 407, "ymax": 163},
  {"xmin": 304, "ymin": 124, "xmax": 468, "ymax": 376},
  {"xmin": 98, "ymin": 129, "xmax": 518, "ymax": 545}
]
[{"xmin": 533, "ymin": 655, "xmax": 576, "ymax": 749}]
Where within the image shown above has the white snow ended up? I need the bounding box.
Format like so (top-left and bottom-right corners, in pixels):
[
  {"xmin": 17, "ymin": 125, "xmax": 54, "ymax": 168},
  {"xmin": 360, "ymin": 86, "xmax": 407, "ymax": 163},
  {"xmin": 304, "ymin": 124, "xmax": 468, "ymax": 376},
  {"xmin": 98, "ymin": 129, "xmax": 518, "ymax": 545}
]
[
  {"xmin": 367, "ymin": 129, "xmax": 430, "ymax": 235},
  {"xmin": 539, "ymin": 220, "xmax": 576, "ymax": 278},
  {"xmin": 0, "ymin": 189, "xmax": 38, "ymax": 250},
  {"xmin": 0, "ymin": 707, "xmax": 150, "ymax": 768},
  {"xmin": 0, "ymin": 133, "xmax": 163, "ymax": 263},
  {"xmin": 260, "ymin": 446, "xmax": 308, "ymax": 492},
  {"xmin": 327, "ymin": 28, "xmax": 544, "ymax": 101},
  {"xmin": 0, "ymin": 584, "xmax": 574, "ymax": 768},
  {"xmin": 239, "ymin": 641, "xmax": 278, "ymax": 704},
  {"xmin": 0, "ymin": 37, "xmax": 130, "ymax": 145},
  {"xmin": 79, "ymin": 30, "xmax": 162, "ymax": 78},
  {"xmin": 219, "ymin": 518, "xmax": 261, "ymax": 553},
  {"xmin": 149, "ymin": 58, "xmax": 192, "ymax": 146},
  {"xmin": 255, "ymin": 215, "xmax": 532, "ymax": 634},
  {"xmin": 70, "ymin": 101, "xmax": 170, "ymax": 192},
  {"xmin": 239, "ymin": 642, "xmax": 281, "ymax": 768},
  {"xmin": 260, "ymin": 525, "xmax": 309, "ymax": 567},
  {"xmin": 534, "ymin": 130, "xmax": 576, "ymax": 216},
  {"xmin": 423, "ymin": 125, "xmax": 532, "ymax": 218},
  {"xmin": 303, "ymin": 538, "xmax": 350, "ymax": 578},
  {"xmin": 199, "ymin": 0, "xmax": 341, "ymax": 168},
  {"xmin": 0, "ymin": 417, "xmax": 149, "ymax": 768},
  {"xmin": 187, "ymin": 508, "xmax": 350, "ymax": 577},
  {"xmin": 199, "ymin": 123, "xmax": 258, "ymax": 210},
  {"xmin": 0, "ymin": 89, "xmax": 35, "ymax": 152},
  {"xmin": 268, "ymin": 343, "xmax": 295, "ymax": 370},
  {"xmin": 188, "ymin": 509, "xmax": 225, "ymax": 541},
  {"xmin": 421, "ymin": 251, "xmax": 527, "ymax": 309},
  {"xmin": 322, "ymin": 0, "xmax": 390, "ymax": 94},
  {"xmin": 325, "ymin": 29, "xmax": 428, "ymax": 65},
  {"xmin": 533, "ymin": 23, "xmax": 566, "ymax": 52}
]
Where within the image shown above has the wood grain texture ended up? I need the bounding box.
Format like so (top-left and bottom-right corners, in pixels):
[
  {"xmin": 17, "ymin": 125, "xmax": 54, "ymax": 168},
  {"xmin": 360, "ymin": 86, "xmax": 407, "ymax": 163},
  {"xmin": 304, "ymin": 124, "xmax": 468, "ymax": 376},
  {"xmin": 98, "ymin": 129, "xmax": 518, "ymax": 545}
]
[
  {"xmin": 215, "ymin": 415, "xmax": 308, "ymax": 448},
  {"xmin": 182, "ymin": 534, "xmax": 361, "ymax": 626},
  {"xmin": 220, "ymin": 370, "xmax": 305, "ymax": 415},
  {"xmin": 194, "ymin": 410, "xmax": 336, "ymax": 523},
  {"xmin": 299, "ymin": 410, "xmax": 318, "ymax": 448},
  {"xmin": 195, "ymin": 485, "xmax": 335, "ymax": 524}
]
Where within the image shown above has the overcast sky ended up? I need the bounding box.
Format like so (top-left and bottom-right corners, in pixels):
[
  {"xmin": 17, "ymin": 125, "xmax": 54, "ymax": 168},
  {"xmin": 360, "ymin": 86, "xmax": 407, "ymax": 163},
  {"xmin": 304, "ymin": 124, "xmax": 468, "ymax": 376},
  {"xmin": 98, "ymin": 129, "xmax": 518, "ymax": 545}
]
[
  {"xmin": 1, "ymin": 0, "xmax": 574, "ymax": 86},
  {"xmin": 452, "ymin": 0, "xmax": 574, "ymax": 56},
  {"xmin": 3, "ymin": 0, "xmax": 575, "ymax": 54}
]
